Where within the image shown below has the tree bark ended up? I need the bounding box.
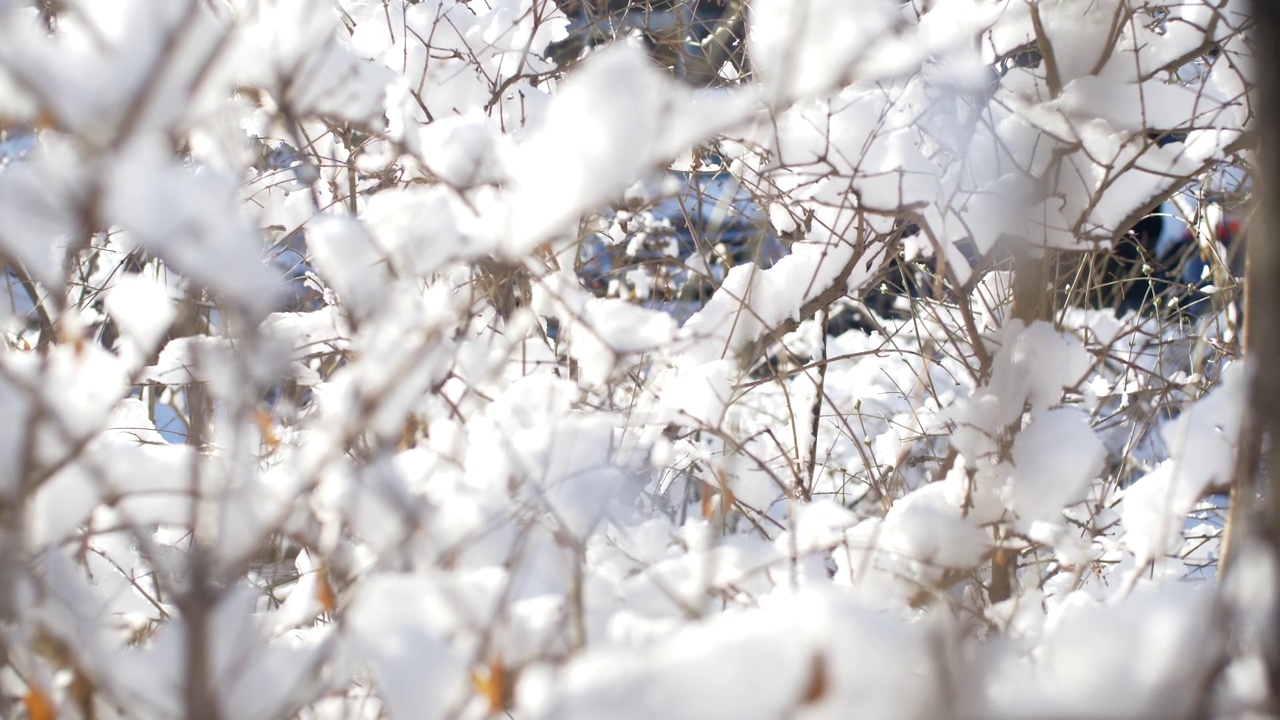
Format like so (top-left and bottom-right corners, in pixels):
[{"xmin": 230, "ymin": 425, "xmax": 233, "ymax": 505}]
[{"xmin": 1236, "ymin": 0, "xmax": 1280, "ymax": 703}]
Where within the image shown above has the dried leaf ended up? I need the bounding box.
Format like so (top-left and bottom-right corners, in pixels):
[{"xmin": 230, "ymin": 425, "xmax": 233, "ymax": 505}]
[
  {"xmin": 253, "ymin": 408, "xmax": 280, "ymax": 452},
  {"xmin": 399, "ymin": 416, "xmax": 421, "ymax": 450},
  {"xmin": 69, "ymin": 670, "xmax": 95, "ymax": 720},
  {"xmin": 315, "ymin": 564, "xmax": 336, "ymax": 613},
  {"xmin": 799, "ymin": 653, "xmax": 827, "ymax": 705},
  {"xmin": 470, "ymin": 659, "xmax": 509, "ymax": 712},
  {"xmin": 701, "ymin": 471, "xmax": 735, "ymax": 519},
  {"xmin": 33, "ymin": 109, "xmax": 57, "ymax": 132},
  {"xmin": 25, "ymin": 686, "xmax": 56, "ymax": 720}
]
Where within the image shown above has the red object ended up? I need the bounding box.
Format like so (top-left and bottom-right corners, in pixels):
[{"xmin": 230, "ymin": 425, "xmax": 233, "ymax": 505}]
[{"xmin": 1217, "ymin": 217, "xmax": 1243, "ymax": 243}]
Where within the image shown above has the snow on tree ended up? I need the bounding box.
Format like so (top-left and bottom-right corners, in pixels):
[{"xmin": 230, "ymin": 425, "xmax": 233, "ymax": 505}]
[{"xmin": 0, "ymin": 0, "xmax": 1264, "ymax": 718}]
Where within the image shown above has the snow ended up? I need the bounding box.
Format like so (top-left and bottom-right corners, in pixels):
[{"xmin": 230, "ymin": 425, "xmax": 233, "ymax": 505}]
[
  {"xmin": 105, "ymin": 272, "xmax": 176, "ymax": 360},
  {"xmin": 0, "ymin": 0, "xmax": 1259, "ymax": 717},
  {"xmin": 141, "ymin": 335, "xmax": 235, "ymax": 385},
  {"xmin": 0, "ymin": 136, "xmax": 87, "ymax": 290},
  {"xmin": 947, "ymin": 320, "xmax": 1093, "ymax": 462},
  {"xmin": 504, "ymin": 43, "xmax": 748, "ymax": 256},
  {"xmin": 538, "ymin": 588, "xmax": 937, "ymax": 720},
  {"xmin": 879, "ymin": 479, "xmax": 990, "ymax": 569},
  {"xmin": 658, "ymin": 359, "xmax": 736, "ymax": 426},
  {"xmin": 347, "ymin": 573, "xmax": 488, "ymax": 720},
  {"xmin": 304, "ymin": 215, "xmax": 392, "ymax": 322},
  {"xmin": 106, "ymin": 139, "xmax": 282, "ymax": 317},
  {"xmin": 1009, "ymin": 407, "xmax": 1105, "ymax": 530},
  {"xmin": 1123, "ymin": 362, "xmax": 1246, "ymax": 563},
  {"xmin": 749, "ymin": 0, "xmax": 900, "ymax": 101},
  {"xmin": 978, "ymin": 583, "xmax": 1222, "ymax": 719}
]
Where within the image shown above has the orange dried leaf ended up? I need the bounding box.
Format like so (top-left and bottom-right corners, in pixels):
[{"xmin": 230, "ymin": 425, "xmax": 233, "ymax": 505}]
[
  {"xmin": 701, "ymin": 471, "xmax": 734, "ymax": 519},
  {"xmin": 25, "ymin": 686, "xmax": 56, "ymax": 720},
  {"xmin": 399, "ymin": 416, "xmax": 420, "ymax": 450},
  {"xmin": 315, "ymin": 566, "xmax": 336, "ymax": 613},
  {"xmin": 33, "ymin": 109, "xmax": 58, "ymax": 131},
  {"xmin": 470, "ymin": 660, "xmax": 507, "ymax": 712},
  {"xmin": 253, "ymin": 409, "xmax": 280, "ymax": 451},
  {"xmin": 799, "ymin": 654, "xmax": 827, "ymax": 705}
]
